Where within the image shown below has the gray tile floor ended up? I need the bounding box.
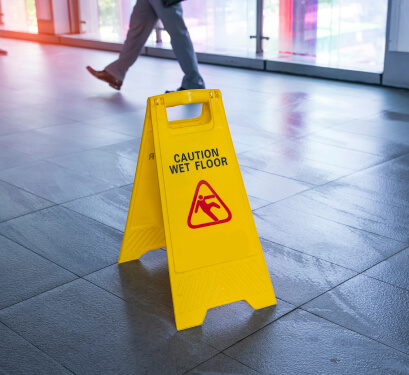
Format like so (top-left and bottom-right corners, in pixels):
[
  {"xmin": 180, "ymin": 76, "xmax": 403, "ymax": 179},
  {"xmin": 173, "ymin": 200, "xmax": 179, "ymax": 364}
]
[{"xmin": 0, "ymin": 37, "xmax": 409, "ymax": 374}]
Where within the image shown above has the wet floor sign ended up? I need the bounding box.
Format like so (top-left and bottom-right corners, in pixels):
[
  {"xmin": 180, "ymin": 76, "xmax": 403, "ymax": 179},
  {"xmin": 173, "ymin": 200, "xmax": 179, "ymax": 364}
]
[{"xmin": 119, "ymin": 89, "xmax": 276, "ymax": 330}]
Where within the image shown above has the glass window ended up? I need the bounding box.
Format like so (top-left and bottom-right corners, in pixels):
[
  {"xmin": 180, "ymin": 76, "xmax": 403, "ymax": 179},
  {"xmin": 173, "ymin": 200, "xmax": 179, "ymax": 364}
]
[
  {"xmin": 263, "ymin": 0, "xmax": 388, "ymax": 72},
  {"xmin": 0, "ymin": 0, "xmax": 37, "ymax": 32},
  {"xmin": 6, "ymin": 0, "xmax": 384, "ymax": 74},
  {"xmin": 77, "ymin": 0, "xmax": 257, "ymax": 56},
  {"xmin": 172, "ymin": 0, "xmax": 257, "ymax": 56},
  {"xmin": 78, "ymin": 0, "xmax": 133, "ymax": 41},
  {"xmin": 97, "ymin": 0, "xmax": 120, "ymax": 39}
]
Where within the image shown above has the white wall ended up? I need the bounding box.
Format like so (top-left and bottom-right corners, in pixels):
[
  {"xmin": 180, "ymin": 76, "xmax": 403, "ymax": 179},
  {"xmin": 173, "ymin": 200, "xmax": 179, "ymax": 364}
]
[
  {"xmin": 389, "ymin": 0, "xmax": 409, "ymax": 53},
  {"xmin": 383, "ymin": 0, "xmax": 409, "ymax": 88}
]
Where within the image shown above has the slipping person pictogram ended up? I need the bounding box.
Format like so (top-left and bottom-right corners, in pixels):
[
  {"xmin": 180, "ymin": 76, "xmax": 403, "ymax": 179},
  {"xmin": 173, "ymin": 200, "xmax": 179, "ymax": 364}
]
[
  {"xmin": 188, "ymin": 180, "xmax": 232, "ymax": 229},
  {"xmin": 195, "ymin": 194, "xmax": 220, "ymax": 222}
]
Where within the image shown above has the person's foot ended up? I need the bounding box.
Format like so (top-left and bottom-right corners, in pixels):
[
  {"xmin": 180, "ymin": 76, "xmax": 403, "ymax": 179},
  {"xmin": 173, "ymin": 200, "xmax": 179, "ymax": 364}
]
[
  {"xmin": 165, "ymin": 87, "xmax": 186, "ymax": 93},
  {"xmin": 86, "ymin": 66, "xmax": 122, "ymax": 90},
  {"xmin": 0, "ymin": 49, "xmax": 7, "ymax": 56}
]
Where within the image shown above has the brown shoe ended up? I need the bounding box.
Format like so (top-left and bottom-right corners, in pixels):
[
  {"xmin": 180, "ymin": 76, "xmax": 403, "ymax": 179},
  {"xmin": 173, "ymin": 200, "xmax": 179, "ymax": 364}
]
[{"xmin": 86, "ymin": 66, "xmax": 122, "ymax": 90}]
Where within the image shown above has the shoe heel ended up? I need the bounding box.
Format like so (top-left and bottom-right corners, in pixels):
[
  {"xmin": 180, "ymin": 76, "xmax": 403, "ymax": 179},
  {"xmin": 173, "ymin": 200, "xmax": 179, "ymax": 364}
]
[{"xmin": 109, "ymin": 83, "xmax": 120, "ymax": 91}]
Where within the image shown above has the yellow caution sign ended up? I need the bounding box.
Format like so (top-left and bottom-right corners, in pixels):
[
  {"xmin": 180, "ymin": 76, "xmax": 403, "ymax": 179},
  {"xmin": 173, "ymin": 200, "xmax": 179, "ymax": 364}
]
[{"xmin": 120, "ymin": 89, "xmax": 276, "ymax": 330}]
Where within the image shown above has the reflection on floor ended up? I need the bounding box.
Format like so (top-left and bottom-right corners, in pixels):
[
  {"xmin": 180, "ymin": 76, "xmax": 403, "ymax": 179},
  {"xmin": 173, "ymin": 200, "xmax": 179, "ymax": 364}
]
[{"xmin": 0, "ymin": 37, "xmax": 408, "ymax": 374}]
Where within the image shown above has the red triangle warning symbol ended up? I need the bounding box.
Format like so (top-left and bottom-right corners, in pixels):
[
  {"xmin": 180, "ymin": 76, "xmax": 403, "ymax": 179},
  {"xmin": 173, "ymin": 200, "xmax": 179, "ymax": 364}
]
[{"xmin": 187, "ymin": 180, "xmax": 232, "ymax": 229}]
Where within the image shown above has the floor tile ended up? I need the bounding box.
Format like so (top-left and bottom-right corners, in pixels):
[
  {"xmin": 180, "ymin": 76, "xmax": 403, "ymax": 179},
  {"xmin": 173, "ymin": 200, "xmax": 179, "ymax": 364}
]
[
  {"xmin": 0, "ymin": 235, "xmax": 77, "ymax": 310},
  {"xmin": 1, "ymin": 85, "xmax": 58, "ymax": 107},
  {"xmin": 248, "ymin": 195, "xmax": 271, "ymax": 211},
  {"xmin": 0, "ymin": 323, "xmax": 71, "ymax": 375},
  {"xmin": 228, "ymin": 124, "xmax": 282, "ymax": 148},
  {"xmin": 238, "ymin": 147, "xmax": 354, "ymax": 185},
  {"xmin": 2, "ymin": 38, "xmax": 409, "ymax": 374},
  {"xmin": 0, "ymin": 130, "xmax": 86, "ymax": 159},
  {"xmin": 0, "ymin": 120, "xmax": 22, "ymax": 137},
  {"xmin": 83, "ymin": 111, "xmax": 146, "ymax": 138},
  {"xmin": 0, "ymin": 179, "xmax": 54, "ymax": 223},
  {"xmin": 122, "ymin": 183, "xmax": 133, "ymax": 192},
  {"xmin": 85, "ymin": 250, "xmax": 295, "ymax": 351},
  {"xmin": 36, "ymin": 123, "xmax": 135, "ymax": 149},
  {"xmin": 380, "ymin": 100, "xmax": 409, "ymax": 116},
  {"xmin": 261, "ymin": 239, "xmax": 357, "ymax": 306},
  {"xmin": 304, "ymin": 127, "xmax": 409, "ymax": 158},
  {"xmin": 227, "ymin": 106, "xmax": 332, "ymax": 138},
  {"xmin": 336, "ymin": 118, "xmax": 409, "ymax": 145},
  {"xmin": 0, "ymin": 161, "xmax": 113, "ymax": 204},
  {"xmin": 221, "ymin": 88, "xmax": 287, "ymax": 113},
  {"xmin": 0, "ymin": 206, "xmax": 122, "ymax": 276},
  {"xmin": 253, "ymin": 204, "xmax": 406, "ymax": 271},
  {"xmin": 225, "ymin": 309, "xmax": 409, "ymax": 375},
  {"xmin": 269, "ymin": 138, "xmax": 386, "ymax": 170},
  {"xmin": 33, "ymin": 97, "xmax": 133, "ymax": 122},
  {"xmin": 0, "ymin": 145, "xmax": 37, "ymax": 170},
  {"xmin": 364, "ymin": 153, "xmax": 409, "ymax": 181},
  {"xmin": 85, "ymin": 250, "xmax": 173, "ymax": 319},
  {"xmin": 48, "ymin": 149, "xmax": 137, "ymax": 187},
  {"xmin": 364, "ymin": 247, "xmax": 409, "ymax": 291},
  {"xmin": 166, "ymin": 103, "xmax": 205, "ymax": 121},
  {"xmin": 186, "ymin": 298, "xmax": 294, "ymax": 351},
  {"xmin": 240, "ymin": 166, "xmax": 312, "ymax": 202},
  {"xmin": 185, "ymin": 353, "xmax": 261, "ymax": 375},
  {"xmin": 0, "ymin": 279, "xmax": 218, "ymax": 375},
  {"xmin": 62, "ymin": 186, "xmax": 132, "ymax": 232},
  {"xmin": 1, "ymin": 106, "xmax": 74, "ymax": 129},
  {"xmin": 326, "ymin": 169, "xmax": 409, "ymax": 209},
  {"xmin": 290, "ymin": 93, "xmax": 386, "ymax": 119},
  {"xmin": 276, "ymin": 185, "xmax": 409, "ymax": 243},
  {"xmin": 232, "ymin": 141, "xmax": 256, "ymax": 154},
  {"xmin": 304, "ymin": 274, "xmax": 409, "ymax": 354},
  {"xmin": 96, "ymin": 138, "xmax": 141, "ymax": 161}
]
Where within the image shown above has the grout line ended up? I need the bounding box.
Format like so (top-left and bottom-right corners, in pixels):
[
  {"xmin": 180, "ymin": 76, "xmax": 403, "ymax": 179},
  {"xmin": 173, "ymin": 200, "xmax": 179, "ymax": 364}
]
[
  {"xmin": 59, "ymin": 203, "xmax": 125, "ymax": 234},
  {"xmin": 181, "ymin": 353, "xmax": 225, "ymax": 375},
  {"xmin": 0, "ymin": 204, "xmax": 58, "ymax": 225},
  {"xmin": 240, "ymin": 164, "xmax": 318, "ymax": 186},
  {"xmin": 299, "ymin": 308, "xmax": 409, "ymax": 358},
  {"xmin": 362, "ymin": 272, "xmax": 409, "ymax": 294},
  {"xmin": 0, "ymin": 178, "xmax": 56, "ymax": 205},
  {"xmin": 294, "ymin": 245, "xmax": 409, "ymax": 310},
  {"xmin": 0, "ymin": 278, "xmax": 79, "ymax": 312},
  {"xmin": 181, "ymin": 352, "xmax": 265, "ymax": 375},
  {"xmin": 216, "ymin": 305, "xmax": 299, "ymax": 353},
  {"xmin": 260, "ymin": 240, "xmax": 360, "ymax": 278},
  {"xmin": 42, "ymin": 159, "xmax": 121, "ymax": 186},
  {"xmin": 0, "ymin": 231, "xmax": 82, "ymax": 279},
  {"xmin": 256, "ymin": 235, "xmax": 398, "ymax": 276},
  {"xmin": 255, "ymin": 197, "xmax": 409, "ymax": 246},
  {"xmin": 0, "ymin": 321, "xmax": 76, "ymax": 374},
  {"xmin": 81, "ymin": 276, "xmax": 221, "ymax": 352}
]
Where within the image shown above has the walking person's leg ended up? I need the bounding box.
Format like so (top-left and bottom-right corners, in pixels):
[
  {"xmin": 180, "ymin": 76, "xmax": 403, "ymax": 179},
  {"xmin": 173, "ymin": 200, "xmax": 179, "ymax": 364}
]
[
  {"xmin": 150, "ymin": 0, "xmax": 204, "ymax": 90},
  {"xmin": 105, "ymin": 0, "xmax": 158, "ymax": 81},
  {"xmin": 87, "ymin": 0, "xmax": 158, "ymax": 89}
]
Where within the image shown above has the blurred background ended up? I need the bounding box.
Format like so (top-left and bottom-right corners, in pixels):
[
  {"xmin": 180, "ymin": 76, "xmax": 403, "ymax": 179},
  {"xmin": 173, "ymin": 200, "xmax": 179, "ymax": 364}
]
[{"xmin": 0, "ymin": 0, "xmax": 389, "ymax": 73}]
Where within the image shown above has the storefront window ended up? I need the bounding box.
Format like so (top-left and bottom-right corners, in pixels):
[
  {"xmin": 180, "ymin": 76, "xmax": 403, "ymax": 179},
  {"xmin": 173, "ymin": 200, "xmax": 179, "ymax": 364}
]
[
  {"xmin": 165, "ymin": 0, "xmax": 257, "ymax": 55},
  {"xmin": 0, "ymin": 0, "xmax": 37, "ymax": 32},
  {"xmin": 0, "ymin": 0, "xmax": 388, "ymax": 73},
  {"xmin": 263, "ymin": 0, "xmax": 388, "ymax": 72}
]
